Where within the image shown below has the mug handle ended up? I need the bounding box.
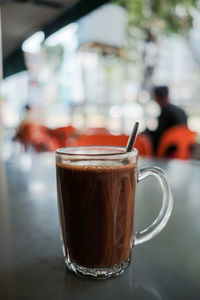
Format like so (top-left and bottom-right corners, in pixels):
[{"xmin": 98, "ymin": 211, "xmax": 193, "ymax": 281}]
[{"xmin": 135, "ymin": 167, "xmax": 173, "ymax": 245}]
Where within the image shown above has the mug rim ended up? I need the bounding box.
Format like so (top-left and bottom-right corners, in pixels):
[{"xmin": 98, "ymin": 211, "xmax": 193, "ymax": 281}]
[{"xmin": 56, "ymin": 146, "xmax": 138, "ymax": 157}]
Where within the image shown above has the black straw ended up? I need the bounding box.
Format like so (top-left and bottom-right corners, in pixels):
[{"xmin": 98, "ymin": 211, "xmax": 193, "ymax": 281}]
[{"xmin": 126, "ymin": 122, "xmax": 139, "ymax": 152}]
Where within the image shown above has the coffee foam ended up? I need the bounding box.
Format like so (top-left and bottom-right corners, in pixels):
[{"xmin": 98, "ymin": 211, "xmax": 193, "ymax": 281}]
[
  {"xmin": 64, "ymin": 160, "xmax": 123, "ymax": 167},
  {"xmin": 56, "ymin": 161, "xmax": 136, "ymax": 173}
]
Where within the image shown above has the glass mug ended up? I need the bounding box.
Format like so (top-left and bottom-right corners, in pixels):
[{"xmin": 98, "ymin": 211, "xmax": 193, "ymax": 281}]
[{"xmin": 56, "ymin": 146, "xmax": 173, "ymax": 279}]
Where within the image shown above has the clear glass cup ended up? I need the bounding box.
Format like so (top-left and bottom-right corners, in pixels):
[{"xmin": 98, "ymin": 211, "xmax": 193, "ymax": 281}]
[{"xmin": 56, "ymin": 146, "xmax": 173, "ymax": 279}]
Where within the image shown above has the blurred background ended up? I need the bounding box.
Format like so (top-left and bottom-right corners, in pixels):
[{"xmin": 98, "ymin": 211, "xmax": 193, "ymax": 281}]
[{"xmin": 1, "ymin": 0, "xmax": 200, "ymax": 160}]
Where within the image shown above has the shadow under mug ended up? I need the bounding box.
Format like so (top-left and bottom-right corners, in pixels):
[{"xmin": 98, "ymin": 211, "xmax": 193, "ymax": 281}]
[{"xmin": 56, "ymin": 146, "xmax": 173, "ymax": 279}]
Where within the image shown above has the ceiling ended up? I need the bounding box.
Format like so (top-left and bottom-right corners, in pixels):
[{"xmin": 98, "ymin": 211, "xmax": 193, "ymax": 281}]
[{"xmin": 1, "ymin": 0, "xmax": 109, "ymax": 77}]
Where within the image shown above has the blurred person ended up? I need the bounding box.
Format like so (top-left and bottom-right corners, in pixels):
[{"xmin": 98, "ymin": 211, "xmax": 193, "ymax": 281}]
[
  {"xmin": 20, "ymin": 104, "xmax": 38, "ymax": 123},
  {"xmin": 14, "ymin": 105, "xmax": 34, "ymax": 137},
  {"xmin": 15, "ymin": 104, "xmax": 44, "ymax": 132},
  {"xmin": 13, "ymin": 105, "xmax": 45, "ymax": 150},
  {"xmin": 146, "ymin": 85, "xmax": 188, "ymax": 153}
]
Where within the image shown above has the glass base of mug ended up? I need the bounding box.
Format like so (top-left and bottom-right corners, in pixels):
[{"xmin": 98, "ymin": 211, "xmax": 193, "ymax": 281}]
[{"xmin": 65, "ymin": 257, "xmax": 131, "ymax": 279}]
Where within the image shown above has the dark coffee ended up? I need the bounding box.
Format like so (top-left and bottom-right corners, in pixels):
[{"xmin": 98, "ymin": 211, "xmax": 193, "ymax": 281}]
[{"xmin": 56, "ymin": 161, "xmax": 137, "ymax": 268}]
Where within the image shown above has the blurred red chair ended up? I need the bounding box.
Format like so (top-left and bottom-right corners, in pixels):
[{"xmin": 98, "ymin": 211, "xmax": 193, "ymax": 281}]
[
  {"xmin": 157, "ymin": 125, "xmax": 197, "ymax": 160},
  {"xmin": 73, "ymin": 133, "xmax": 152, "ymax": 157}
]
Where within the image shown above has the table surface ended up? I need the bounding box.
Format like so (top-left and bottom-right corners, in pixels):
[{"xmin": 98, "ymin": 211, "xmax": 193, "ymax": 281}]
[{"xmin": 1, "ymin": 152, "xmax": 200, "ymax": 300}]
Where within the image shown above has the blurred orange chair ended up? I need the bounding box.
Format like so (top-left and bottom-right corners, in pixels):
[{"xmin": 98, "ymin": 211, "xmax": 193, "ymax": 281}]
[
  {"xmin": 48, "ymin": 125, "xmax": 76, "ymax": 148},
  {"xmin": 74, "ymin": 133, "xmax": 128, "ymax": 147},
  {"xmin": 73, "ymin": 133, "xmax": 152, "ymax": 157},
  {"xmin": 157, "ymin": 125, "xmax": 197, "ymax": 160},
  {"xmin": 15, "ymin": 122, "xmax": 60, "ymax": 152},
  {"xmin": 83, "ymin": 127, "xmax": 110, "ymax": 135},
  {"xmin": 15, "ymin": 122, "xmax": 47, "ymax": 150},
  {"xmin": 33, "ymin": 125, "xmax": 59, "ymax": 152},
  {"xmin": 135, "ymin": 134, "xmax": 153, "ymax": 157},
  {"xmin": 15, "ymin": 122, "xmax": 34, "ymax": 148},
  {"xmin": 15, "ymin": 124, "xmax": 77, "ymax": 152}
]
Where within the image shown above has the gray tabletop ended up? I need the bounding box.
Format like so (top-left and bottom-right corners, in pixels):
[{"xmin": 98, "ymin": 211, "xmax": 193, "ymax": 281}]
[{"xmin": 1, "ymin": 152, "xmax": 200, "ymax": 300}]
